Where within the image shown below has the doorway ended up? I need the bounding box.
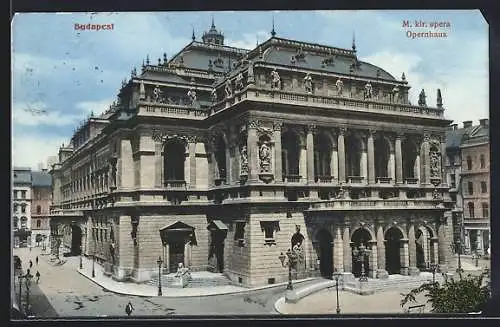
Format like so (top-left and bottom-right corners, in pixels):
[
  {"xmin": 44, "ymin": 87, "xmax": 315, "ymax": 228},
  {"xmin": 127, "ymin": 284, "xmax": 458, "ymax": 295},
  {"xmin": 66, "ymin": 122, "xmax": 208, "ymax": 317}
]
[
  {"xmin": 351, "ymin": 228, "xmax": 371, "ymax": 278},
  {"xmin": 71, "ymin": 225, "xmax": 82, "ymax": 255},
  {"xmin": 317, "ymin": 229, "xmax": 333, "ymax": 278},
  {"xmin": 209, "ymin": 230, "xmax": 225, "ymax": 273},
  {"xmin": 169, "ymin": 242, "xmax": 185, "ymax": 273},
  {"xmin": 385, "ymin": 227, "xmax": 403, "ymax": 274}
]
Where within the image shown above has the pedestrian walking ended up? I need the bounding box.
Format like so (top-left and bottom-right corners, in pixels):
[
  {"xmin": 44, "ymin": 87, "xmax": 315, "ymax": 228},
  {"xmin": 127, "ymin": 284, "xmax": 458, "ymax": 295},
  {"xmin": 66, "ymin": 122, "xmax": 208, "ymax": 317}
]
[
  {"xmin": 125, "ymin": 301, "xmax": 134, "ymax": 316},
  {"xmin": 36, "ymin": 271, "xmax": 40, "ymax": 283},
  {"xmin": 29, "ymin": 260, "xmax": 33, "ymax": 269},
  {"xmin": 36, "ymin": 256, "xmax": 39, "ymax": 265}
]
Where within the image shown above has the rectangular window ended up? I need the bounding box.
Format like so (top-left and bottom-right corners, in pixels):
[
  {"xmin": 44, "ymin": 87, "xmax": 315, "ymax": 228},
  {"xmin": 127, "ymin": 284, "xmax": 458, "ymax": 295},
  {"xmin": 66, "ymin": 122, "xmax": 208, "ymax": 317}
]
[
  {"xmin": 481, "ymin": 181, "xmax": 487, "ymax": 193},
  {"xmin": 234, "ymin": 222, "xmax": 246, "ymax": 246},
  {"xmin": 21, "ymin": 205, "xmax": 26, "ymax": 213},
  {"xmin": 450, "ymin": 174, "xmax": 456, "ymax": 188},
  {"xmin": 260, "ymin": 221, "xmax": 280, "ymax": 245},
  {"xmin": 482, "ymin": 203, "xmax": 489, "ymax": 218},
  {"xmin": 13, "ymin": 190, "xmax": 17, "ymax": 199},
  {"xmin": 37, "ymin": 220, "xmax": 41, "ymax": 228},
  {"xmin": 468, "ymin": 181, "xmax": 474, "ymax": 195},
  {"xmin": 21, "ymin": 191, "xmax": 26, "ymax": 199},
  {"xmin": 466, "ymin": 156, "xmax": 472, "ymax": 170}
]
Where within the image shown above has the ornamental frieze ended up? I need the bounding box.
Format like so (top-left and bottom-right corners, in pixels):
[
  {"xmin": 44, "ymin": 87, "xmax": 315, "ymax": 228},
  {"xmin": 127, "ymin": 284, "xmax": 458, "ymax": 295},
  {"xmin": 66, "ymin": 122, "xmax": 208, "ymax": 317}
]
[{"xmin": 151, "ymin": 129, "xmax": 190, "ymax": 144}]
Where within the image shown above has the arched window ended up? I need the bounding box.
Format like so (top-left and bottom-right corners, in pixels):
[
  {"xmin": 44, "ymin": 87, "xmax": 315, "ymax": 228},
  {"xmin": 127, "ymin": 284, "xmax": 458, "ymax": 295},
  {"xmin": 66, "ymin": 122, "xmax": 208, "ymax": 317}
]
[
  {"xmin": 314, "ymin": 133, "xmax": 332, "ymax": 178},
  {"xmin": 374, "ymin": 136, "xmax": 390, "ymax": 179},
  {"xmin": 346, "ymin": 135, "xmax": 362, "ymax": 177},
  {"xmin": 480, "ymin": 154, "xmax": 485, "ymax": 169},
  {"xmin": 37, "ymin": 219, "xmax": 41, "ymax": 228},
  {"xmin": 466, "ymin": 156, "xmax": 472, "ymax": 170},
  {"xmin": 36, "ymin": 205, "xmax": 42, "ymax": 215},
  {"xmin": 281, "ymin": 131, "xmax": 301, "ymax": 178},
  {"xmin": 213, "ymin": 134, "xmax": 227, "ymax": 182},
  {"xmin": 20, "ymin": 217, "xmax": 27, "ymax": 229},
  {"xmin": 468, "ymin": 202, "xmax": 475, "ymax": 218},
  {"xmin": 482, "ymin": 203, "xmax": 489, "ymax": 218}
]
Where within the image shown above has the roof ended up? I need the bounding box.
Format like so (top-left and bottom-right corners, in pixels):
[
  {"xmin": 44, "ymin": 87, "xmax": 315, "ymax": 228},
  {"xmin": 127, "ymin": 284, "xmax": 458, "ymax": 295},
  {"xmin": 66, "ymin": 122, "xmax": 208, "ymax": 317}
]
[
  {"xmin": 13, "ymin": 168, "xmax": 32, "ymax": 184},
  {"xmin": 462, "ymin": 124, "xmax": 489, "ymax": 145},
  {"xmin": 31, "ymin": 170, "xmax": 52, "ymax": 187},
  {"xmin": 446, "ymin": 123, "xmax": 489, "ymax": 149}
]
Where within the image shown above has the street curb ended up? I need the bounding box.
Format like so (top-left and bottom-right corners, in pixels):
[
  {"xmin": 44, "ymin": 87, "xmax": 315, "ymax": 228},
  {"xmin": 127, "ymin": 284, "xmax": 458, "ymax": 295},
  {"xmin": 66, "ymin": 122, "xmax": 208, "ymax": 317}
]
[
  {"xmin": 77, "ymin": 268, "xmax": 317, "ymax": 298},
  {"xmin": 274, "ymin": 297, "xmax": 285, "ymax": 314}
]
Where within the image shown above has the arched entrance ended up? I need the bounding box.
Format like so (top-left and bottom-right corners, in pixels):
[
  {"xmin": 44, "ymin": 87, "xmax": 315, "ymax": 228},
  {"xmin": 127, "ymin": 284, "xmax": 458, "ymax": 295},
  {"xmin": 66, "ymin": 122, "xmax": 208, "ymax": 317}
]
[
  {"xmin": 351, "ymin": 228, "xmax": 371, "ymax": 278},
  {"xmin": 385, "ymin": 227, "xmax": 403, "ymax": 274},
  {"xmin": 415, "ymin": 226, "xmax": 433, "ymax": 270},
  {"xmin": 316, "ymin": 229, "xmax": 333, "ymax": 278},
  {"xmin": 71, "ymin": 224, "xmax": 82, "ymax": 255}
]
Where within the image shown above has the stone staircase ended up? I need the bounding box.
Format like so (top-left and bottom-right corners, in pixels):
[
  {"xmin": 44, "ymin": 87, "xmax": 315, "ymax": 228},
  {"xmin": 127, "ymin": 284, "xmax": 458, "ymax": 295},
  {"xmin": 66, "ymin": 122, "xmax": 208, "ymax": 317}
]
[
  {"xmin": 148, "ymin": 272, "xmax": 231, "ymax": 288},
  {"xmin": 344, "ymin": 273, "xmax": 445, "ymax": 293}
]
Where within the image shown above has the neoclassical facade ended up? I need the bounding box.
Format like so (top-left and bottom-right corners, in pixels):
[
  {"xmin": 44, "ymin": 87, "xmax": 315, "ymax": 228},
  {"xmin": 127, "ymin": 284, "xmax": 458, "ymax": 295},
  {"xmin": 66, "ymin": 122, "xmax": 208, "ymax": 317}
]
[{"xmin": 49, "ymin": 22, "xmax": 454, "ymax": 286}]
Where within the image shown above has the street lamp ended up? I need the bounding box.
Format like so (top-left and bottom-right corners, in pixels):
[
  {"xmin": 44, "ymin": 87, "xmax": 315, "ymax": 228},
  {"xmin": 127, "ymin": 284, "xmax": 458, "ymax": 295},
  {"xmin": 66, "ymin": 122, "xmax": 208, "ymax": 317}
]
[
  {"xmin": 451, "ymin": 241, "xmax": 463, "ymax": 273},
  {"xmin": 473, "ymin": 251, "xmax": 479, "ymax": 267},
  {"xmin": 79, "ymin": 245, "xmax": 83, "ymax": 269},
  {"xmin": 430, "ymin": 263, "xmax": 438, "ymax": 284},
  {"xmin": 17, "ymin": 274, "xmax": 23, "ymax": 311},
  {"xmin": 24, "ymin": 271, "xmax": 33, "ymax": 314},
  {"xmin": 279, "ymin": 248, "xmax": 300, "ymax": 290},
  {"xmin": 352, "ymin": 241, "xmax": 370, "ymax": 282},
  {"xmin": 92, "ymin": 244, "xmax": 96, "ymax": 278},
  {"xmin": 157, "ymin": 256, "xmax": 163, "ymax": 296},
  {"xmin": 332, "ymin": 270, "xmax": 342, "ymax": 314}
]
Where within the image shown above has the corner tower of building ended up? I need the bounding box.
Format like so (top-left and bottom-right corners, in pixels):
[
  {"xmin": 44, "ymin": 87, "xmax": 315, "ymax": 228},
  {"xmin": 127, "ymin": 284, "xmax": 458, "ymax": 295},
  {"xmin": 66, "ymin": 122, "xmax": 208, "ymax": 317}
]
[{"xmin": 202, "ymin": 17, "xmax": 224, "ymax": 45}]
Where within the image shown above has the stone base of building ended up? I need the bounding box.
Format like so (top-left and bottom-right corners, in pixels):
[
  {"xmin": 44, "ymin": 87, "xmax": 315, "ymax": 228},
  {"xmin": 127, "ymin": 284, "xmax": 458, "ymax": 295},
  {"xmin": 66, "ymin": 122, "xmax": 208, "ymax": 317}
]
[
  {"xmin": 376, "ymin": 269, "xmax": 389, "ymax": 279},
  {"xmin": 400, "ymin": 267, "xmax": 409, "ymax": 275},
  {"xmin": 408, "ymin": 266, "xmax": 420, "ymax": 276},
  {"xmin": 131, "ymin": 268, "xmax": 153, "ymax": 283}
]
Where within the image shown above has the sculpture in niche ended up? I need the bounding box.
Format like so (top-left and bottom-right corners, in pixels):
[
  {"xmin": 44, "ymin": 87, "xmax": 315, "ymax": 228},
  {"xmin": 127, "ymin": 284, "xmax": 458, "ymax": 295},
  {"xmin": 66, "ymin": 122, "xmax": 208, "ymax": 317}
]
[
  {"xmin": 429, "ymin": 148, "xmax": 441, "ymax": 178},
  {"xmin": 187, "ymin": 88, "xmax": 197, "ymax": 105},
  {"xmin": 418, "ymin": 89, "xmax": 427, "ymax": 106},
  {"xmin": 225, "ymin": 80, "xmax": 232, "ymax": 98},
  {"xmin": 291, "ymin": 225, "xmax": 305, "ymax": 250},
  {"xmin": 335, "ymin": 78, "xmax": 344, "ymax": 96},
  {"xmin": 235, "ymin": 72, "xmax": 244, "ymax": 91},
  {"xmin": 211, "ymin": 88, "xmax": 217, "ymax": 102},
  {"xmin": 392, "ymin": 86, "xmax": 400, "ymax": 103},
  {"xmin": 259, "ymin": 142, "xmax": 271, "ymax": 173},
  {"xmin": 152, "ymin": 85, "xmax": 162, "ymax": 103},
  {"xmin": 240, "ymin": 145, "xmax": 248, "ymax": 174},
  {"xmin": 304, "ymin": 73, "xmax": 313, "ymax": 94},
  {"xmin": 270, "ymin": 69, "xmax": 281, "ymax": 90},
  {"xmin": 364, "ymin": 82, "xmax": 373, "ymax": 99}
]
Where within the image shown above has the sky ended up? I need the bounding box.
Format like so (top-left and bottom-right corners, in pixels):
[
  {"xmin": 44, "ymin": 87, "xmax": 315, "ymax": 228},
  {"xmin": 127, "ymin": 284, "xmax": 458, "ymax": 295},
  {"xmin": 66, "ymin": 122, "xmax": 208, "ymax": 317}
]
[{"xmin": 11, "ymin": 10, "xmax": 489, "ymax": 170}]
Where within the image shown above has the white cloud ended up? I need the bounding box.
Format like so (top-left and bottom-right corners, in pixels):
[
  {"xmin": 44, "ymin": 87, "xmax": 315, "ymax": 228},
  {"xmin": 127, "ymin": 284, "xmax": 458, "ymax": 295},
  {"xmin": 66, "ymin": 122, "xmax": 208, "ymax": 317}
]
[
  {"xmin": 12, "ymin": 101, "xmax": 84, "ymax": 127},
  {"xmin": 226, "ymin": 30, "xmax": 269, "ymax": 50},
  {"xmin": 12, "ymin": 134, "xmax": 65, "ymax": 170},
  {"xmin": 75, "ymin": 98, "xmax": 114, "ymax": 116}
]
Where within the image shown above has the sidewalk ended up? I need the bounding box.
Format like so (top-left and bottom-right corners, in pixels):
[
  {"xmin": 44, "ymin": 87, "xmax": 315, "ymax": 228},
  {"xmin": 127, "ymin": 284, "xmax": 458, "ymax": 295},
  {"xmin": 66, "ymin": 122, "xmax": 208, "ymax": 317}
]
[{"xmin": 77, "ymin": 255, "xmax": 317, "ymax": 298}]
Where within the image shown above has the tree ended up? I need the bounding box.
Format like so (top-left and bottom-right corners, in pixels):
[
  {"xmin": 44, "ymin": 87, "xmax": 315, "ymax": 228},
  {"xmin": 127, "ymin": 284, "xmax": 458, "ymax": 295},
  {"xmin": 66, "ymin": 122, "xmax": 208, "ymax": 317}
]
[{"xmin": 401, "ymin": 269, "xmax": 491, "ymax": 313}]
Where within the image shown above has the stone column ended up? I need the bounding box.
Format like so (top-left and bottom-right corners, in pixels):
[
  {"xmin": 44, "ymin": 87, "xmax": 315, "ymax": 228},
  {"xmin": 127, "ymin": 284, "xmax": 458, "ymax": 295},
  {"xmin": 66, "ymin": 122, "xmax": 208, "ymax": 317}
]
[
  {"xmin": 376, "ymin": 225, "xmax": 388, "ymax": 278},
  {"xmin": 333, "ymin": 227, "xmax": 344, "ymax": 272},
  {"xmin": 273, "ymin": 122, "xmax": 283, "ymax": 183},
  {"xmin": 337, "ymin": 128, "xmax": 346, "ymax": 183},
  {"xmin": 477, "ymin": 230, "xmax": 483, "ymax": 254},
  {"xmin": 331, "ymin": 142, "xmax": 338, "ymax": 181},
  {"xmin": 306, "ymin": 125, "xmax": 315, "ymax": 183},
  {"xmin": 211, "ymin": 151, "xmax": 219, "ymax": 183},
  {"xmin": 343, "ymin": 224, "xmax": 352, "ymax": 272},
  {"xmin": 395, "ymin": 133, "xmax": 403, "ymax": 184},
  {"xmin": 431, "ymin": 237, "xmax": 439, "ymax": 264},
  {"xmin": 367, "ymin": 130, "xmax": 375, "ymax": 184},
  {"xmin": 188, "ymin": 138, "xmax": 197, "ymax": 189},
  {"xmin": 184, "ymin": 242, "xmax": 189, "ymax": 267},
  {"xmin": 389, "ymin": 151, "xmax": 395, "ymax": 182},
  {"xmin": 165, "ymin": 244, "xmax": 170, "ymax": 272},
  {"xmin": 225, "ymin": 147, "xmax": 231, "ymax": 184},
  {"xmin": 437, "ymin": 222, "xmax": 447, "ymax": 270},
  {"xmin": 440, "ymin": 138, "xmax": 447, "ymax": 184},
  {"xmin": 247, "ymin": 120, "xmax": 259, "ymax": 182},
  {"xmin": 415, "ymin": 154, "xmax": 421, "ymax": 182},
  {"xmin": 400, "ymin": 239, "xmax": 409, "ymax": 275},
  {"xmin": 299, "ymin": 144, "xmax": 307, "ymax": 182},
  {"xmin": 422, "ymin": 134, "xmax": 431, "ymax": 184},
  {"xmin": 154, "ymin": 143, "xmax": 163, "ymax": 187},
  {"xmin": 361, "ymin": 139, "xmax": 368, "ymax": 182},
  {"xmin": 369, "ymin": 240, "xmax": 378, "ymax": 278},
  {"xmin": 408, "ymin": 225, "xmax": 419, "ymax": 275}
]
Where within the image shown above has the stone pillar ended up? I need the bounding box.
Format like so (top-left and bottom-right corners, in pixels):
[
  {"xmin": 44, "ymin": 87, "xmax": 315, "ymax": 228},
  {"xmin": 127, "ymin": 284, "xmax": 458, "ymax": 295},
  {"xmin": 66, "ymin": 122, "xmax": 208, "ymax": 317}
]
[
  {"xmin": 247, "ymin": 120, "xmax": 259, "ymax": 182},
  {"xmin": 299, "ymin": 145, "xmax": 307, "ymax": 182},
  {"xmin": 225, "ymin": 147, "xmax": 231, "ymax": 184},
  {"xmin": 188, "ymin": 139, "xmax": 197, "ymax": 189},
  {"xmin": 165, "ymin": 244, "xmax": 170, "ymax": 272},
  {"xmin": 437, "ymin": 222, "xmax": 447, "ymax": 271},
  {"xmin": 337, "ymin": 128, "xmax": 346, "ymax": 183},
  {"xmin": 184, "ymin": 242, "xmax": 190, "ymax": 267},
  {"xmin": 306, "ymin": 125, "xmax": 315, "ymax": 183},
  {"xmin": 477, "ymin": 230, "xmax": 483, "ymax": 254},
  {"xmin": 211, "ymin": 151, "xmax": 219, "ymax": 182},
  {"xmin": 155, "ymin": 144, "xmax": 163, "ymax": 187},
  {"xmin": 369, "ymin": 240, "xmax": 378, "ymax": 278},
  {"xmin": 400, "ymin": 239, "xmax": 409, "ymax": 275},
  {"xmin": 408, "ymin": 225, "xmax": 419, "ymax": 275},
  {"xmin": 273, "ymin": 122, "xmax": 283, "ymax": 183},
  {"xmin": 415, "ymin": 154, "xmax": 421, "ymax": 182},
  {"xmin": 422, "ymin": 134, "xmax": 431, "ymax": 184},
  {"xmin": 361, "ymin": 139, "xmax": 368, "ymax": 181},
  {"xmin": 333, "ymin": 227, "xmax": 344, "ymax": 272},
  {"xmin": 331, "ymin": 143, "xmax": 338, "ymax": 181},
  {"xmin": 395, "ymin": 133, "xmax": 403, "ymax": 184},
  {"xmin": 376, "ymin": 225, "xmax": 388, "ymax": 278},
  {"xmin": 367, "ymin": 130, "xmax": 375, "ymax": 184},
  {"xmin": 343, "ymin": 225, "xmax": 352, "ymax": 272},
  {"xmin": 440, "ymin": 139, "xmax": 447, "ymax": 185},
  {"xmin": 431, "ymin": 237, "xmax": 439, "ymax": 264},
  {"xmin": 389, "ymin": 152, "xmax": 395, "ymax": 182}
]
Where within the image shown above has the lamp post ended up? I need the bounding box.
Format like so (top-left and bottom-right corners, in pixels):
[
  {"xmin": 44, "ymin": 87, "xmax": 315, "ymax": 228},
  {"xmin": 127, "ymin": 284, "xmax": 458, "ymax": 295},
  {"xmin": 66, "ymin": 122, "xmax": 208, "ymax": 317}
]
[
  {"xmin": 24, "ymin": 271, "xmax": 33, "ymax": 314},
  {"xmin": 332, "ymin": 270, "xmax": 342, "ymax": 314},
  {"xmin": 92, "ymin": 244, "xmax": 96, "ymax": 278},
  {"xmin": 79, "ymin": 245, "xmax": 83, "ymax": 269},
  {"xmin": 157, "ymin": 256, "xmax": 163, "ymax": 296},
  {"xmin": 451, "ymin": 241, "xmax": 463, "ymax": 273},
  {"xmin": 279, "ymin": 248, "xmax": 300, "ymax": 290},
  {"xmin": 352, "ymin": 241, "xmax": 370, "ymax": 282},
  {"xmin": 474, "ymin": 251, "xmax": 479, "ymax": 267},
  {"xmin": 17, "ymin": 274, "xmax": 23, "ymax": 311}
]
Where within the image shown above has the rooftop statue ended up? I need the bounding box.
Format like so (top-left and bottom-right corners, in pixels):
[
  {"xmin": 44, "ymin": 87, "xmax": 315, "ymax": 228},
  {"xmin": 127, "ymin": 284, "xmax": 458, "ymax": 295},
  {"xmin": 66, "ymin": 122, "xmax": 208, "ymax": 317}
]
[
  {"xmin": 335, "ymin": 78, "xmax": 344, "ymax": 96},
  {"xmin": 304, "ymin": 73, "xmax": 313, "ymax": 94},
  {"xmin": 270, "ymin": 69, "xmax": 281, "ymax": 90}
]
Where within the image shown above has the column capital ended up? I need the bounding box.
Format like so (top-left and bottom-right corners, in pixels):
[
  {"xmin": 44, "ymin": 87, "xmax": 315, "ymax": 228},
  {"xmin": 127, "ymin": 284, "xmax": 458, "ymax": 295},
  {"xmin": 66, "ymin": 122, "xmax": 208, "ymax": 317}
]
[
  {"xmin": 423, "ymin": 133, "xmax": 431, "ymax": 142},
  {"xmin": 273, "ymin": 121, "xmax": 283, "ymax": 131},
  {"xmin": 186, "ymin": 135, "xmax": 198, "ymax": 143},
  {"xmin": 338, "ymin": 127, "xmax": 347, "ymax": 136},
  {"xmin": 306, "ymin": 124, "xmax": 317, "ymax": 134},
  {"xmin": 395, "ymin": 131, "xmax": 405, "ymax": 139},
  {"xmin": 247, "ymin": 119, "xmax": 260, "ymax": 130},
  {"xmin": 368, "ymin": 129, "xmax": 377, "ymax": 137}
]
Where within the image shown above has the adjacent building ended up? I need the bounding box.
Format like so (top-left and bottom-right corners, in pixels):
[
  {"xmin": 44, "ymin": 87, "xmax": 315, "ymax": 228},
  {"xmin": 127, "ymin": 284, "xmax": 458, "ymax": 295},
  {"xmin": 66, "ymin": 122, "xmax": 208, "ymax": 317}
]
[
  {"xmin": 31, "ymin": 167, "xmax": 52, "ymax": 249},
  {"xmin": 13, "ymin": 167, "xmax": 32, "ymax": 248},
  {"xmin": 49, "ymin": 22, "xmax": 455, "ymax": 287}
]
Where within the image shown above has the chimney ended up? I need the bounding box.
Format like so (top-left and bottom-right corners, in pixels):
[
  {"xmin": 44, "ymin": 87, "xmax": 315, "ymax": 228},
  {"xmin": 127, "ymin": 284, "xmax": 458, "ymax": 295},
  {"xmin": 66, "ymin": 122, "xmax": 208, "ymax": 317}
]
[
  {"xmin": 452, "ymin": 124, "xmax": 458, "ymax": 130},
  {"xmin": 463, "ymin": 120, "xmax": 473, "ymax": 128},
  {"xmin": 479, "ymin": 119, "xmax": 489, "ymax": 127}
]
